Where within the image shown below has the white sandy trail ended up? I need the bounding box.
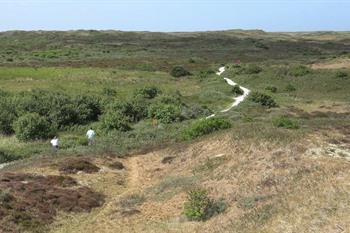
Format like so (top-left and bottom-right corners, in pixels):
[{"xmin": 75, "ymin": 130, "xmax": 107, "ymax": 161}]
[{"xmin": 207, "ymin": 66, "xmax": 250, "ymax": 118}]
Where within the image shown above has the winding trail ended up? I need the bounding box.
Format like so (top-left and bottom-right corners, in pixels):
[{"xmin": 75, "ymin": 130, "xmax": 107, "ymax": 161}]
[{"xmin": 207, "ymin": 66, "xmax": 250, "ymax": 118}]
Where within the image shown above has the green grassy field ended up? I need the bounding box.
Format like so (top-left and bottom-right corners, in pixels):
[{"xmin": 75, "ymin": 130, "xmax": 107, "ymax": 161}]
[{"xmin": 0, "ymin": 30, "xmax": 349, "ymax": 163}]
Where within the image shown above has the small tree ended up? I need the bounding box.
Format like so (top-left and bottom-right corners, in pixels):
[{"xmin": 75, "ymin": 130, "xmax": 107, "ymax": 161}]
[
  {"xmin": 14, "ymin": 113, "xmax": 54, "ymax": 141},
  {"xmin": 170, "ymin": 66, "xmax": 191, "ymax": 78}
]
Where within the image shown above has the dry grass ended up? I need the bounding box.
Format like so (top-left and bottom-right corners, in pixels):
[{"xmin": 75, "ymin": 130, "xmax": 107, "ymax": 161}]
[{"xmin": 2, "ymin": 126, "xmax": 350, "ymax": 233}]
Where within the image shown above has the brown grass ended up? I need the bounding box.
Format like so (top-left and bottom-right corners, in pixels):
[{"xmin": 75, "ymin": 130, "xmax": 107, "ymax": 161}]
[{"xmin": 2, "ymin": 126, "xmax": 350, "ymax": 233}]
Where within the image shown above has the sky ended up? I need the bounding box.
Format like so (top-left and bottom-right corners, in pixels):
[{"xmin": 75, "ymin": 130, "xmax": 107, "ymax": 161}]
[{"xmin": 0, "ymin": 0, "xmax": 349, "ymax": 32}]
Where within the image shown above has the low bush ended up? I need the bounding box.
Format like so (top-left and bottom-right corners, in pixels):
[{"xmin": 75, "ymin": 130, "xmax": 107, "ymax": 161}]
[
  {"xmin": 265, "ymin": 86, "xmax": 277, "ymax": 93},
  {"xmin": 184, "ymin": 188, "xmax": 227, "ymax": 221},
  {"xmin": 148, "ymin": 103, "xmax": 182, "ymax": 124},
  {"xmin": 182, "ymin": 118, "xmax": 231, "ymax": 140},
  {"xmin": 289, "ymin": 65, "xmax": 311, "ymax": 77},
  {"xmin": 14, "ymin": 113, "xmax": 55, "ymax": 141},
  {"xmin": 0, "ymin": 150, "xmax": 20, "ymax": 164},
  {"xmin": 285, "ymin": 84, "xmax": 296, "ymax": 92},
  {"xmin": 249, "ymin": 92, "xmax": 278, "ymax": 108},
  {"xmin": 170, "ymin": 66, "xmax": 191, "ymax": 78},
  {"xmin": 99, "ymin": 111, "xmax": 131, "ymax": 132},
  {"xmin": 232, "ymin": 85, "xmax": 244, "ymax": 96},
  {"xmin": 335, "ymin": 70, "xmax": 349, "ymax": 79},
  {"xmin": 198, "ymin": 69, "xmax": 215, "ymax": 80},
  {"xmin": 273, "ymin": 116, "xmax": 299, "ymax": 129},
  {"xmin": 134, "ymin": 86, "xmax": 162, "ymax": 99}
]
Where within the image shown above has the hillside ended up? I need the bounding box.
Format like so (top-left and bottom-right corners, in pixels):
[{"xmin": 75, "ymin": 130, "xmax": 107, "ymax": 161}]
[{"xmin": 0, "ymin": 30, "xmax": 349, "ymax": 233}]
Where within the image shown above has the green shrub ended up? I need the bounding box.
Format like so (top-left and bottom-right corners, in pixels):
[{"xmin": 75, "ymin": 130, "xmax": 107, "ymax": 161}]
[
  {"xmin": 0, "ymin": 150, "xmax": 20, "ymax": 163},
  {"xmin": 0, "ymin": 99, "xmax": 17, "ymax": 135},
  {"xmin": 13, "ymin": 90, "xmax": 102, "ymax": 128},
  {"xmin": 14, "ymin": 113, "xmax": 55, "ymax": 141},
  {"xmin": 134, "ymin": 86, "xmax": 162, "ymax": 99},
  {"xmin": 183, "ymin": 118, "xmax": 231, "ymax": 140},
  {"xmin": 170, "ymin": 66, "xmax": 191, "ymax": 78},
  {"xmin": 184, "ymin": 188, "xmax": 227, "ymax": 221},
  {"xmin": 265, "ymin": 86, "xmax": 277, "ymax": 93},
  {"xmin": 107, "ymin": 97, "xmax": 148, "ymax": 123},
  {"xmin": 232, "ymin": 85, "xmax": 244, "ymax": 96},
  {"xmin": 289, "ymin": 65, "xmax": 311, "ymax": 77},
  {"xmin": 273, "ymin": 117, "xmax": 299, "ymax": 129},
  {"xmin": 285, "ymin": 84, "xmax": 296, "ymax": 92},
  {"xmin": 335, "ymin": 70, "xmax": 349, "ymax": 79},
  {"xmin": 148, "ymin": 103, "xmax": 182, "ymax": 124},
  {"xmin": 250, "ymin": 92, "xmax": 278, "ymax": 108},
  {"xmin": 99, "ymin": 111, "xmax": 131, "ymax": 132}
]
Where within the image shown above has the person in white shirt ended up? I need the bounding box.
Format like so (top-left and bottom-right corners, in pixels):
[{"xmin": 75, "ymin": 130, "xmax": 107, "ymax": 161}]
[
  {"xmin": 50, "ymin": 136, "xmax": 59, "ymax": 153},
  {"xmin": 86, "ymin": 128, "xmax": 96, "ymax": 146}
]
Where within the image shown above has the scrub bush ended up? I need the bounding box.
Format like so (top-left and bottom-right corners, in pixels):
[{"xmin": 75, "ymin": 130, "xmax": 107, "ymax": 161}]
[
  {"xmin": 14, "ymin": 113, "xmax": 55, "ymax": 141},
  {"xmin": 182, "ymin": 118, "xmax": 231, "ymax": 140},
  {"xmin": 99, "ymin": 111, "xmax": 131, "ymax": 132},
  {"xmin": 170, "ymin": 66, "xmax": 191, "ymax": 78},
  {"xmin": 148, "ymin": 103, "xmax": 182, "ymax": 124},
  {"xmin": 250, "ymin": 92, "xmax": 278, "ymax": 108},
  {"xmin": 232, "ymin": 85, "xmax": 244, "ymax": 96}
]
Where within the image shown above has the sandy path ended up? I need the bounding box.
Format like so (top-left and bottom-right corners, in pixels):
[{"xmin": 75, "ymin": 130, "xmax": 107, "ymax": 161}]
[{"xmin": 207, "ymin": 66, "xmax": 250, "ymax": 118}]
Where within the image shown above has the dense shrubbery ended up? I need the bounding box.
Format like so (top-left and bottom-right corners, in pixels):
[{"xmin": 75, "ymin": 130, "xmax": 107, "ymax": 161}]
[
  {"xmin": 184, "ymin": 188, "xmax": 227, "ymax": 221},
  {"xmin": 0, "ymin": 99, "xmax": 16, "ymax": 135},
  {"xmin": 265, "ymin": 86, "xmax": 277, "ymax": 93},
  {"xmin": 148, "ymin": 103, "xmax": 182, "ymax": 124},
  {"xmin": 134, "ymin": 86, "xmax": 162, "ymax": 99},
  {"xmin": 183, "ymin": 118, "xmax": 231, "ymax": 140},
  {"xmin": 289, "ymin": 65, "xmax": 311, "ymax": 77},
  {"xmin": 231, "ymin": 85, "xmax": 244, "ymax": 96},
  {"xmin": 170, "ymin": 66, "xmax": 191, "ymax": 77},
  {"xmin": 99, "ymin": 111, "xmax": 131, "ymax": 132},
  {"xmin": 12, "ymin": 90, "xmax": 102, "ymax": 128},
  {"xmin": 14, "ymin": 113, "xmax": 55, "ymax": 141},
  {"xmin": 285, "ymin": 84, "xmax": 296, "ymax": 92},
  {"xmin": 273, "ymin": 117, "xmax": 299, "ymax": 129},
  {"xmin": 107, "ymin": 97, "xmax": 148, "ymax": 123},
  {"xmin": 250, "ymin": 92, "xmax": 278, "ymax": 108}
]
